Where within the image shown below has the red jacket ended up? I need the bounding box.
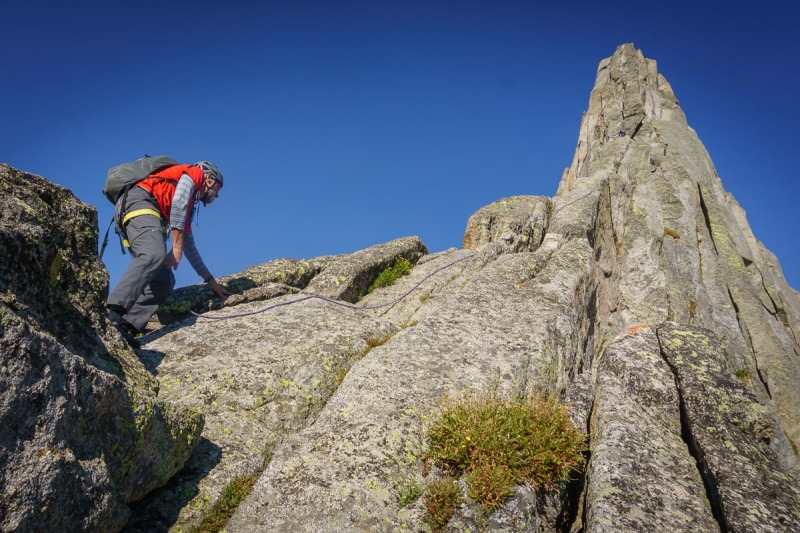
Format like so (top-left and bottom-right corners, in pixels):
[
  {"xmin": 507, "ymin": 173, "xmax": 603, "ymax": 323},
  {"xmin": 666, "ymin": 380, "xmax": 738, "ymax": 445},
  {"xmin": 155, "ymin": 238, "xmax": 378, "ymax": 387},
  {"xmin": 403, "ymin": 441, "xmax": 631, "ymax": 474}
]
[{"xmin": 136, "ymin": 164, "xmax": 204, "ymax": 233}]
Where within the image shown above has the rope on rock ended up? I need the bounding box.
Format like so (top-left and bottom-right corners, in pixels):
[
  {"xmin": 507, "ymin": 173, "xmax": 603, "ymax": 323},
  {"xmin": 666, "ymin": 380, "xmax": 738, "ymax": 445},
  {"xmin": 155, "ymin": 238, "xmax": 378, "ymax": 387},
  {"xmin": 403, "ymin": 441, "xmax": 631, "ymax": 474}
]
[
  {"xmin": 191, "ymin": 187, "xmax": 598, "ymax": 320},
  {"xmin": 191, "ymin": 253, "xmax": 476, "ymax": 320}
]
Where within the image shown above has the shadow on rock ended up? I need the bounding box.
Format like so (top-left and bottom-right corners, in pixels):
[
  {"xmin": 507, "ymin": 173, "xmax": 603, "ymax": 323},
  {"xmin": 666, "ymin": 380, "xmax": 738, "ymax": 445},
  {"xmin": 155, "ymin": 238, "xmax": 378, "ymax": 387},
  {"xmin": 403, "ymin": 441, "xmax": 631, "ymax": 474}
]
[
  {"xmin": 135, "ymin": 349, "xmax": 166, "ymax": 376},
  {"xmin": 139, "ymin": 316, "xmax": 198, "ymax": 347},
  {"xmin": 123, "ymin": 437, "xmax": 222, "ymax": 533}
]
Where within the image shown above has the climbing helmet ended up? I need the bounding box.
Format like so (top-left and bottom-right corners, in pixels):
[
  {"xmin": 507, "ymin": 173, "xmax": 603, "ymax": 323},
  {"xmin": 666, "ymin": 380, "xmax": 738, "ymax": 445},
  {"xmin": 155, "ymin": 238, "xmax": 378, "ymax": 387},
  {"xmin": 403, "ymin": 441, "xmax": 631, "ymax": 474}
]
[{"xmin": 195, "ymin": 161, "xmax": 224, "ymax": 187}]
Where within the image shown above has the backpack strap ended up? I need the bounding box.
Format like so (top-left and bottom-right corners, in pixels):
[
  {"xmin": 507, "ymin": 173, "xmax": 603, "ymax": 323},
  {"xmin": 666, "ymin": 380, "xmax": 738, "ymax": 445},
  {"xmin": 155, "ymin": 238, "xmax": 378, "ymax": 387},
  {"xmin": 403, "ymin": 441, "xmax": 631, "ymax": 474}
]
[{"xmin": 99, "ymin": 218, "xmax": 114, "ymax": 259}]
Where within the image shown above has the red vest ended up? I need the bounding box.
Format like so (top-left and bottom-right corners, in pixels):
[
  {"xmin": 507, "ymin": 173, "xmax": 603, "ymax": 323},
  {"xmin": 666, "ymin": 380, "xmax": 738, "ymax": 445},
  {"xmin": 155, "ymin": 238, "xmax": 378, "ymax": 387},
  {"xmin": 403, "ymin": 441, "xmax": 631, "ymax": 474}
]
[{"xmin": 136, "ymin": 164, "xmax": 205, "ymax": 233}]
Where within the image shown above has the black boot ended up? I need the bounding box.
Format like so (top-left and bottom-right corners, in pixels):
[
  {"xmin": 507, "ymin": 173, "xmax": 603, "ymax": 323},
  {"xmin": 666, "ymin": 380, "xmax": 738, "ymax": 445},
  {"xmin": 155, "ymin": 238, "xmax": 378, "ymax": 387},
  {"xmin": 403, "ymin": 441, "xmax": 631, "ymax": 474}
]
[
  {"xmin": 112, "ymin": 321, "xmax": 141, "ymax": 349},
  {"xmin": 109, "ymin": 307, "xmax": 140, "ymax": 349}
]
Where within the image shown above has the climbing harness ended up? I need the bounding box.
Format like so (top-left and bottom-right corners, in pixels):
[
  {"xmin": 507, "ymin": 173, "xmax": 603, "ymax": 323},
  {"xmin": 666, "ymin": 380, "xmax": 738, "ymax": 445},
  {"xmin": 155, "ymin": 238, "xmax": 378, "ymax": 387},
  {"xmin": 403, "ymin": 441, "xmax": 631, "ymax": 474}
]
[{"xmin": 190, "ymin": 188, "xmax": 598, "ymax": 321}]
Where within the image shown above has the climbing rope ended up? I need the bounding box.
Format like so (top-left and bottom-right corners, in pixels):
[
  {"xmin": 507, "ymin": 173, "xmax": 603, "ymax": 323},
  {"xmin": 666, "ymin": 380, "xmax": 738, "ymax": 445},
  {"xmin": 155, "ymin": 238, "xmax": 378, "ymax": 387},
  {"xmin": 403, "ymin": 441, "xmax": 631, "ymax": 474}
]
[
  {"xmin": 191, "ymin": 187, "xmax": 598, "ymax": 320},
  {"xmin": 191, "ymin": 253, "xmax": 476, "ymax": 320}
]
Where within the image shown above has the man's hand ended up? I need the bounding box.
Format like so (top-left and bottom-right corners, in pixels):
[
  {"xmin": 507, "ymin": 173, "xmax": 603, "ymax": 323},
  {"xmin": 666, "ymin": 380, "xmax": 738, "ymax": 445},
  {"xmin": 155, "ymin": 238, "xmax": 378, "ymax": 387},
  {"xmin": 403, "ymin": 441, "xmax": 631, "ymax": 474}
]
[
  {"xmin": 207, "ymin": 278, "xmax": 233, "ymax": 298},
  {"xmin": 166, "ymin": 229, "xmax": 184, "ymax": 270}
]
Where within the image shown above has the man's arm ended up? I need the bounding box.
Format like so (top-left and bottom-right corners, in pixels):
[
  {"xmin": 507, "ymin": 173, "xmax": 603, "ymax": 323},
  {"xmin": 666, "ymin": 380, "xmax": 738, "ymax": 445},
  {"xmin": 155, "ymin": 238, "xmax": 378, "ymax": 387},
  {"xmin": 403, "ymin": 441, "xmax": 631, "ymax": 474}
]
[
  {"xmin": 165, "ymin": 174, "xmax": 195, "ymax": 270},
  {"xmin": 184, "ymin": 232, "xmax": 232, "ymax": 298}
]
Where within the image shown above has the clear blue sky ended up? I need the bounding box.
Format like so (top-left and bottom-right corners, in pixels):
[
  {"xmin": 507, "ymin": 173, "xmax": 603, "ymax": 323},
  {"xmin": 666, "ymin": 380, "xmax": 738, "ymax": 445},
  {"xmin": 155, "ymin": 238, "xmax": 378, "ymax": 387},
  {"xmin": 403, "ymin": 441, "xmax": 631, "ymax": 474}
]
[{"xmin": 3, "ymin": 1, "xmax": 798, "ymax": 291}]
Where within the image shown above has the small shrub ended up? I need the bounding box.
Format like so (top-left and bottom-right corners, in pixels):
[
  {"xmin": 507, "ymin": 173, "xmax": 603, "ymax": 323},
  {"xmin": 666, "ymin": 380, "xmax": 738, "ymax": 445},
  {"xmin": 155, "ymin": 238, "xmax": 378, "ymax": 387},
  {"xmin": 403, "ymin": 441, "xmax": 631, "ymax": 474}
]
[
  {"xmin": 368, "ymin": 257, "xmax": 412, "ymax": 294},
  {"xmin": 425, "ymin": 393, "xmax": 585, "ymax": 513},
  {"xmin": 397, "ymin": 482, "xmax": 424, "ymax": 508},
  {"xmin": 466, "ymin": 461, "xmax": 515, "ymax": 513},
  {"xmin": 424, "ymin": 478, "xmax": 462, "ymax": 531}
]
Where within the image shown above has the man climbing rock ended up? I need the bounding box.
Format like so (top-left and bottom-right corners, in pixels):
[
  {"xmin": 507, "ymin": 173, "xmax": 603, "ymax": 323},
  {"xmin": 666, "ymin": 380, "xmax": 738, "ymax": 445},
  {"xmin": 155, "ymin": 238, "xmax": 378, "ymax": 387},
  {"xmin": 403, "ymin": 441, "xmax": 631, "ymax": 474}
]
[{"xmin": 107, "ymin": 160, "xmax": 232, "ymax": 347}]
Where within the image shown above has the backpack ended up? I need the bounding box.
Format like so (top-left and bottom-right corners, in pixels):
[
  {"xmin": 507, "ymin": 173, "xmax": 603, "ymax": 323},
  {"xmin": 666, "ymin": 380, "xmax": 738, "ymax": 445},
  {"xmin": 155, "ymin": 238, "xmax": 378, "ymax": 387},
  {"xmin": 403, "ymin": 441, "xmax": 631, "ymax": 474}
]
[
  {"xmin": 102, "ymin": 155, "xmax": 178, "ymax": 204},
  {"xmin": 99, "ymin": 155, "xmax": 179, "ymax": 258}
]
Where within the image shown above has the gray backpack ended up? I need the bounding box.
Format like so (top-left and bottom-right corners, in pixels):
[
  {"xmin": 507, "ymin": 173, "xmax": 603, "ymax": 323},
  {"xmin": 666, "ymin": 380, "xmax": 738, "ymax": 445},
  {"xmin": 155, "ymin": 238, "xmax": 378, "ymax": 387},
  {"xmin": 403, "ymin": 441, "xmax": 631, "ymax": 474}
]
[
  {"xmin": 99, "ymin": 155, "xmax": 179, "ymax": 258},
  {"xmin": 102, "ymin": 155, "xmax": 178, "ymax": 204}
]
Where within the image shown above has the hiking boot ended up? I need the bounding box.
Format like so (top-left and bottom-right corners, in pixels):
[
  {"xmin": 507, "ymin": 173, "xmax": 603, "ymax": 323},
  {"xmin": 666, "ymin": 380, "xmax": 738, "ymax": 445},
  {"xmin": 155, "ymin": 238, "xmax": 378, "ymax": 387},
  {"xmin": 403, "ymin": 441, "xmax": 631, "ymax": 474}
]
[{"xmin": 112, "ymin": 321, "xmax": 141, "ymax": 349}]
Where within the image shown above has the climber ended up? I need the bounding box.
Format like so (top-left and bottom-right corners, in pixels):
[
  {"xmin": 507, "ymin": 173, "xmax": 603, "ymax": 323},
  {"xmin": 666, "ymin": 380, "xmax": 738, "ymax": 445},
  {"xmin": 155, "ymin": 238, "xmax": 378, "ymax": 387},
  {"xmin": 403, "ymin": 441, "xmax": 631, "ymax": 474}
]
[{"xmin": 107, "ymin": 160, "xmax": 232, "ymax": 348}]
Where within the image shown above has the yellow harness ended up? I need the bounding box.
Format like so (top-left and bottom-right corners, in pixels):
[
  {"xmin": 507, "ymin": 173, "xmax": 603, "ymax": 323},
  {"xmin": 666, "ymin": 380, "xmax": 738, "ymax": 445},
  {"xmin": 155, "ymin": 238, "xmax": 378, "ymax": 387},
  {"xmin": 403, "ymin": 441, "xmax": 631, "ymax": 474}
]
[{"xmin": 120, "ymin": 209, "xmax": 161, "ymax": 247}]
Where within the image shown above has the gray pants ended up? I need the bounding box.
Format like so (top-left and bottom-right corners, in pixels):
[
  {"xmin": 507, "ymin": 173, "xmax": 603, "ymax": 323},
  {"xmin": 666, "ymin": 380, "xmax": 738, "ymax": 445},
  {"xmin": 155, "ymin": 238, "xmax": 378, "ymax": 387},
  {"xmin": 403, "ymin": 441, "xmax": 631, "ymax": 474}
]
[{"xmin": 107, "ymin": 188, "xmax": 175, "ymax": 331}]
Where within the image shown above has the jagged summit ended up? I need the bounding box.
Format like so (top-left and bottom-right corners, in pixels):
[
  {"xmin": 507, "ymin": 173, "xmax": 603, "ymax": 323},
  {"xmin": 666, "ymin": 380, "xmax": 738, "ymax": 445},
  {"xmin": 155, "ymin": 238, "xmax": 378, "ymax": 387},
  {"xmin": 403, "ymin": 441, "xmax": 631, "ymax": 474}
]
[{"xmin": 2, "ymin": 44, "xmax": 799, "ymax": 532}]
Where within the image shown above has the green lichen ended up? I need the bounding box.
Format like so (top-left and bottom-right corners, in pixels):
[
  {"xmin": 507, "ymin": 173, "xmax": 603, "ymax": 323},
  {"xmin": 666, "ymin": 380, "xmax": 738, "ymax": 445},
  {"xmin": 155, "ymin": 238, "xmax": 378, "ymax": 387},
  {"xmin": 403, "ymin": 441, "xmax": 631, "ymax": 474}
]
[
  {"xmin": 698, "ymin": 185, "xmax": 744, "ymax": 273},
  {"xmin": 49, "ymin": 253, "xmax": 63, "ymax": 288}
]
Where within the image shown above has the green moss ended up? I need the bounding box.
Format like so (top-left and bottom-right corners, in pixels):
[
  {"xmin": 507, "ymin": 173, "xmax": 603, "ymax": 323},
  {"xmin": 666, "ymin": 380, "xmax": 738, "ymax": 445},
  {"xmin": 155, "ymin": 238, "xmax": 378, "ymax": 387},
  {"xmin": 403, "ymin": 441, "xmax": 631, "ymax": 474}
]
[
  {"xmin": 735, "ymin": 368, "xmax": 751, "ymax": 384},
  {"xmin": 49, "ymin": 253, "xmax": 63, "ymax": 287},
  {"xmin": 367, "ymin": 257, "xmax": 413, "ymax": 294},
  {"xmin": 191, "ymin": 453, "xmax": 272, "ymax": 533}
]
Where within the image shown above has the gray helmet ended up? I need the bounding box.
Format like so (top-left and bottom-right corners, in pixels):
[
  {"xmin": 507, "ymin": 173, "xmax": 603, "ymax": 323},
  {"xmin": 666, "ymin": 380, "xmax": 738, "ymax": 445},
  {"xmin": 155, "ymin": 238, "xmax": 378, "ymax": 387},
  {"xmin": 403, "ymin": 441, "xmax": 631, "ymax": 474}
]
[{"xmin": 195, "ymin": 161, "xmax": 224, "ymax": 186}]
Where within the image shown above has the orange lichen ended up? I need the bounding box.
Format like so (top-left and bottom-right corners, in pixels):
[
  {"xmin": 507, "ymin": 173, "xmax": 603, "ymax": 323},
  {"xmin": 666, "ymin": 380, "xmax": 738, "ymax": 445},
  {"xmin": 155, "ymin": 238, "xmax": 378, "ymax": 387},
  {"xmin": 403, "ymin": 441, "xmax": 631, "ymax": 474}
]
[{"xmin": 625, "ymin": 323, "xmax": 651, "ymax": 335}]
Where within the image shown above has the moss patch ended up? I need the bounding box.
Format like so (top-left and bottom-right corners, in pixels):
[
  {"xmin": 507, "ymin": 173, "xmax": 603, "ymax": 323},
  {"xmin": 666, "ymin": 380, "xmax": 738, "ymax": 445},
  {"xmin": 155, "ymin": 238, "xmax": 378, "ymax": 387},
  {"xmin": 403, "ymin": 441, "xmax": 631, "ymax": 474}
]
[
  {"xmin": 191, "ymin": 453, "xmax": 272, "ymax": 532},
  {"xmin": 367, "ymin": 257, "xmax": 413, "ymax": 294}
]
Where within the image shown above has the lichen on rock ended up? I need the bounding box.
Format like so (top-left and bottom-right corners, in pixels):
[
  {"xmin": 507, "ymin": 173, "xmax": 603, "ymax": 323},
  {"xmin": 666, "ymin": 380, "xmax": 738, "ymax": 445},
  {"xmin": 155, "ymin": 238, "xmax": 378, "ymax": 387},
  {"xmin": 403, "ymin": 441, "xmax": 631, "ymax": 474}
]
[
  {"xmin": 4, "ymin": 41, "xmax": 800, "ymax": 533},
  {"xmin": 0, "ymin": 165, "xmax": 204, "ymax": 532}
]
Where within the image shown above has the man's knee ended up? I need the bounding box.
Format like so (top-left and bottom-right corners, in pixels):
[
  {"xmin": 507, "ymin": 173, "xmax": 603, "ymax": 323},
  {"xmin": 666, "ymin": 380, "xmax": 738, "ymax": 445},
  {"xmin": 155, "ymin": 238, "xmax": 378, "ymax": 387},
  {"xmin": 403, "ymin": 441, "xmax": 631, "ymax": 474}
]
[
  {"xmin": 150, "ymin": 268, "xmax": 176, "ymax": 299},
  {"xmin": 137, "ymin": 247, "xmax": 167, "ymax": 271}
]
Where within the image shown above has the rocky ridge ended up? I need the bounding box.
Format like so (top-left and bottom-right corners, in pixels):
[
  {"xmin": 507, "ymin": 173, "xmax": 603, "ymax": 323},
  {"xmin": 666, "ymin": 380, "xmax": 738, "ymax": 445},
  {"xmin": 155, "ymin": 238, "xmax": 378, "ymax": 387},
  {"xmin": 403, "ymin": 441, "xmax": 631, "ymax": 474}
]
[
  {"xmin": 0, "ymin": 166, "xmax": 203, "ymax": 532},
  {"xmin": 2, "ymin": 43, "xmax": 800, "ymax": 532}
]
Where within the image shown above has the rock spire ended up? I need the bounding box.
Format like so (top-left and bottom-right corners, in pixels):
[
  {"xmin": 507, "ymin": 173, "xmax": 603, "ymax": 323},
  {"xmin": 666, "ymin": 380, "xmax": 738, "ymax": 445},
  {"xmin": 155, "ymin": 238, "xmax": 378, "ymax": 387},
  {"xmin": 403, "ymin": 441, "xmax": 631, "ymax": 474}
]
[{"xmin": 2, "ymin": 43, "xmax": 799, "ymax": 532}]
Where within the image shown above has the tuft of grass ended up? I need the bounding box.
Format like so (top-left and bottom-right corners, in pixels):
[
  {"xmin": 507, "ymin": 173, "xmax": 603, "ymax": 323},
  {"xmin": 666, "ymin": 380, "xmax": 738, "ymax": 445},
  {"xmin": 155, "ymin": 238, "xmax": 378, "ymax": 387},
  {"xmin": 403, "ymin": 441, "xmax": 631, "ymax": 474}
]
[
  {"xmin": 360, "ymin": 333, "xmax": 395, "ymax": 359},
  {"xmin": 425, "ymin": 392, "xmax": 585, "ymax": 514},
  {"xmin": 367, "ymin": 257, "xmax": 412, "ymax": 294},
  {"xmin": 688, "ymin": 300, "xmax": 697, "ymax": 321},
  {"xmin": 735, "ymin": 368, "xmax": 751, "ymax": 384},
  {"xmin": 191, "ymin": 454, "xmax": 272, "ymax": 533},
  {"xmin": 424, "ymin": 478, "xmax": 462, "ymax": 532},
  {"xmin": 397, "ymin": 481, "xmax": 424, "ymax": 509}
]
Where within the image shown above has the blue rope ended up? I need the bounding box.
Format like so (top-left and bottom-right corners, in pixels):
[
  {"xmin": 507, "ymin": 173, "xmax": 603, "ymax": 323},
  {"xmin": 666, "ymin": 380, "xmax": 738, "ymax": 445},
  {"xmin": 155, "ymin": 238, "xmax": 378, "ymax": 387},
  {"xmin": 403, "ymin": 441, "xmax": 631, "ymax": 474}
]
[
  {"xmin": 191, "ymin": 188, "xmax": 597, "ymax": 320},
  {"xmin": 191, "ymin": 253, "xmax": 475, "ymax": 320}
]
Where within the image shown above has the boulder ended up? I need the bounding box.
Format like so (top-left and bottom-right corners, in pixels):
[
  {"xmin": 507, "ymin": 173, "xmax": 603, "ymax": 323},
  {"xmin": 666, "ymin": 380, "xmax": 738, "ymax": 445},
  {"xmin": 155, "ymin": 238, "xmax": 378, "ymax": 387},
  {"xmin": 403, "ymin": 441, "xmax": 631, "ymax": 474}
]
[
  {"xmin": 304, "ymin": 235, "xmax": 428, "ymax": 302},
  {"xmin": 0, "ymin": 165, "xmax": 203, "ymax": 532},
  {"xmin": 462, "ymin": 195, "xmax": 551, "ymax": 252}
]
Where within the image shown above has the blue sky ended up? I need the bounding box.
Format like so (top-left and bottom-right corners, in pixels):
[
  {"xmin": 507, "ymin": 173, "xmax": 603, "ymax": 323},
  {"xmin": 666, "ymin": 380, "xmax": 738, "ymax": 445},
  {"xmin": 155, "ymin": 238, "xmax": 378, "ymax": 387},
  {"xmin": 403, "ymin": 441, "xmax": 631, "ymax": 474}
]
[{"xmin": 3, "ymin": 1, "xmax": 798, "ymax": 291}]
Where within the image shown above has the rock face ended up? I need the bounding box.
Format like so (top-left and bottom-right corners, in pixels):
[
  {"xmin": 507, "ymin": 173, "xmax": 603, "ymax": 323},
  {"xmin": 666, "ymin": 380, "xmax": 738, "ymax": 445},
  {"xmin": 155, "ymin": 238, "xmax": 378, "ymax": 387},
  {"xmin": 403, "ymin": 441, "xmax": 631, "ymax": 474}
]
[
  {"xmin": 4, "ymin": 43, "xmax": 800, "ymax": 533},
  {"xmin": 0, "ymin": 166, "xmax": 203, "ymax": 532},
  {"xmin": 121, "ymin": 45, "xmax": 800, "ymax": 533}
]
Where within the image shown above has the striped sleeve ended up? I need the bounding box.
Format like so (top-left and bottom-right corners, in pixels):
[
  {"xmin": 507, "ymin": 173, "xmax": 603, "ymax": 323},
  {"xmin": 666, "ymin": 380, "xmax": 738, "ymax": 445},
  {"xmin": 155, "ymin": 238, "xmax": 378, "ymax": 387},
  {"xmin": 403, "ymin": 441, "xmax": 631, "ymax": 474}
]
[
  {"xmin": 183, "ymin": 232, "xmax": 210, "ymax": 279},
  {"xmin": 169, "ymin": 174, "xmax": 196, "ymax": 232}
]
